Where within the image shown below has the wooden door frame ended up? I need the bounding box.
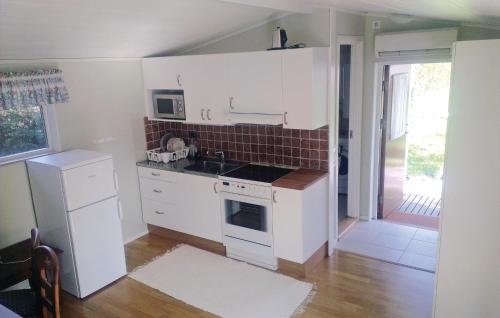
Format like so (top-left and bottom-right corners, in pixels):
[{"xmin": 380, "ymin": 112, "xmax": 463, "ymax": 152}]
[{"xmin": 369, "ymin": 56, "xmax": 451, "ymax": 220}]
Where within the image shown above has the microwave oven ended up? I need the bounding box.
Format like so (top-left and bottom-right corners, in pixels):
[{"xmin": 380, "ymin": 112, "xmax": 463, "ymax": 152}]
[{"xmin": 152, "ymin": 90, "xmax": 186, "ymax": 120}]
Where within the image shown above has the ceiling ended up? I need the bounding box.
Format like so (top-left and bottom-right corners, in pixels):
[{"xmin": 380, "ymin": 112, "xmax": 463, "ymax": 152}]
[
  {"xmin": 314, "ymin": 0, "xmax": 500, "ymax": 26},
  {"xmin": 0, "ymin": 0, "xmax": 284, "ymax": 59},
  {"xmin": 1, "ymin": 0, "xmax": 500, "ymax": 60}
]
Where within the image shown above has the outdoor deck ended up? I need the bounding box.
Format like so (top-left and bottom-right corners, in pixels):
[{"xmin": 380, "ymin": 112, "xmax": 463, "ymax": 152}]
[{"xmin": 395, "ymin": 193, "xmax": 441, "ymax": 217}]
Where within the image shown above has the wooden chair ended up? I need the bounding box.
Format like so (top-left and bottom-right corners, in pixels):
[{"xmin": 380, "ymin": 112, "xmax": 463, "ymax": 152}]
[
  {"xmin": 0, "ymin": 228, "xmax": 42, "ymax": 317},
  {"xmin": 33, "ymin": 246, "xmax": 60, "ymax": 318}
]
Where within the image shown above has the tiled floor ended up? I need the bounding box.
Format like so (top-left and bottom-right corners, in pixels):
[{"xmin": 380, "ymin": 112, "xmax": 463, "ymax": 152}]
[{"xmin": 336, "ymin": 220, "xmax": 439, "ymax": 272}]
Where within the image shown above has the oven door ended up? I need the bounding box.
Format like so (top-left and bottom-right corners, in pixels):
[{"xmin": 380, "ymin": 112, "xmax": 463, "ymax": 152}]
[{"xmin": 220, "ymin": 192, "xmax": 273, "ymax": 247}]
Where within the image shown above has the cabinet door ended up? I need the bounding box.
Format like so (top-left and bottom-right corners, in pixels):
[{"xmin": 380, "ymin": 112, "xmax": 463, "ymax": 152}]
[
  {"xmin": 226, "ymin": 51, "xmax": 283, "ymax": 115},
  {"xmin": 272, "ymin": 187, "xmax": 304, "ymax": 263},
  {"xmin": 182, "ymin": 54, "xmax": 229, "ymax": 125},
  {"xmin": 142, "ymin": 57, "xmax": 188, "ymax": 89},
  {"xmin": 177, "ymin": 174, "xmax": 222, "ymax": 242}
]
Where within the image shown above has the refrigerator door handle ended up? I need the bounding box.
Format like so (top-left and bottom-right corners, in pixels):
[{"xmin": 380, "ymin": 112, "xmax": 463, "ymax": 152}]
[
  {"xmin": 117, "ymin": 199, "xmax": 124, "ymax": 220},
  {"xmin": 113, "ymin": 170, "xmax": 119, "ymax": 193}
]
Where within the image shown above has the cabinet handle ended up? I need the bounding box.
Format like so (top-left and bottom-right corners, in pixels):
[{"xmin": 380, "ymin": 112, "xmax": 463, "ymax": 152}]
[
  {"xmin": 117, "ymin": 199, "xmax": 124, "ymax": 220},
  {"xmin": 154, "ymin": 210, "xmax": 165, "ymax": 215},
  {"xmin": 213, "ymin": 181, "xmax": 218, "ymax": 193},
  {"xmin": 283, "ymin": 112, "xmax": 288, "ymax": 126},
  {"xmin": 272, "ymin": 190, "xmax": 277, "ymax": 203},
  {"xmin": 207, "ymin": 109, "xmax": 212, "ymax": 121},
  {"xmin": 201, "ymin": 109, "xmax": 205, "ymax": 120},
  {"xmin": 151, "ymin": 172, "xmax": 160, "ymax": 177},
  {"xmin": 229, "ymin": 96, "xmax": 235, "ymax": 110},
  {"xmin": 153, "ymin": 189, "xmax": 163, "ymax": 193},
  {"xmin": 176, "ymin": 74, "xmax": 182, "ymax": 87}
]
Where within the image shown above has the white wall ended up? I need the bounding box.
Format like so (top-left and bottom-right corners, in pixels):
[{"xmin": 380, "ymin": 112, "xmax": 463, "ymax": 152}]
[
  {"xmin": 434, "ymin": 39, "xmax": 500, "ymax": 318},
  {"xmin": 0, "ymin": 59, "xmax": 147, "ymax": 248}
]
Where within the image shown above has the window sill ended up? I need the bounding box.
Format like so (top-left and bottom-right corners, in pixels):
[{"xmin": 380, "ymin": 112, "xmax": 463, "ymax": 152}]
[{"xmin": 0, "ymin": 150, "xmax": 55, "ymax": 167}]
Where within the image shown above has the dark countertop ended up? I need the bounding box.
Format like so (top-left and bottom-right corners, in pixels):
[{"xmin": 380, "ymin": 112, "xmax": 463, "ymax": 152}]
[
  {"xmin": 136, "ymin": 158, "xmax": 245, "ymax": 179},
  {"xmin": 272, "ymin": 168, "xmax": 328, "ymax": 190}
]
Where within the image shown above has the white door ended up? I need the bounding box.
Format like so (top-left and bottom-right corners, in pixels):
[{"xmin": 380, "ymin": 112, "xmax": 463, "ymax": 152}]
[
  {"xmin": 183, "ymin": 54, "xmax": 229, "ymax": 125},
  {"xmin": 225, "ymin": 51, "xmax": 283, "ymax": 115},
  {"xmin": 62, "ymin": 159, "xmax": 117, "ymax": 211},
  {"xmin": 68, "ymin": 196, "xmax": 126, "ymax": 298}
]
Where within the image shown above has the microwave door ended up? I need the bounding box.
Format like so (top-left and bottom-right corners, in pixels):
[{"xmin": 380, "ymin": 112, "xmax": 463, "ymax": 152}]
[{"xmin": 155, "ymin": 98, "xmax": 175, "ymax": 117}]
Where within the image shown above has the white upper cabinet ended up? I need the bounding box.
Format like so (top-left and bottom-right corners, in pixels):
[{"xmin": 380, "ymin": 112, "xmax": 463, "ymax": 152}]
[
  {"xmin": 225, "ymin": 51, "xmax": 283, "ymax": 115},
  {"xmin": 282, "ymin": 48, "xmax": 328, "ymax": 130},
  {"xmin": 141, "ymin": 48, "xmax": 329, "ymax": 129}
]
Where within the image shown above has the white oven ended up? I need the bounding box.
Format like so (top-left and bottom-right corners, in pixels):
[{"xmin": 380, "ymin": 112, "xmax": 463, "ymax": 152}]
[{"xmin": 219, "ymin": 178, "xmax": 277, "ymax": 269}]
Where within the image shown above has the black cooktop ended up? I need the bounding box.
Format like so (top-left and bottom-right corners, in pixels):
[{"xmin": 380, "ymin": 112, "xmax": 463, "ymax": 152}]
[{"xmin": 222, "ymin": 164, "xmax": 294, "ymax": 183}]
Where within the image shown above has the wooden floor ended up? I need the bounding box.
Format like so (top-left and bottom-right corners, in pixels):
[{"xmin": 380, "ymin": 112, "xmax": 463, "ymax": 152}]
[
  {"xmin": 396, "ymin": 193, "xmax": 441, "ymax": 217},
  {"xmin": 60, "ymin": 234, "xmax": 435, "ymax": 318}
]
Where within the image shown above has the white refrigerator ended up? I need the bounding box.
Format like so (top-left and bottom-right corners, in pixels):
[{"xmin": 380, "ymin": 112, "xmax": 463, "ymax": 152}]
[{"xmin": 27, "ymin": 149, "xmax": 127, "ymax": 298}]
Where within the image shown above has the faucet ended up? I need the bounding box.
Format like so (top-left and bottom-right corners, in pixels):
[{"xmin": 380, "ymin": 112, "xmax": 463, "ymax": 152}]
[{"xmin": 214, "ymin": 151, "xmax": 225, "ymax": 163}]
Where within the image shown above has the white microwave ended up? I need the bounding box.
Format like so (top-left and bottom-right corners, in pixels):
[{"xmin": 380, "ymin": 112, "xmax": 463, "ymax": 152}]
[{"xmin": 152, "ymin": 90, "xmax": 186, "ymax": 120}]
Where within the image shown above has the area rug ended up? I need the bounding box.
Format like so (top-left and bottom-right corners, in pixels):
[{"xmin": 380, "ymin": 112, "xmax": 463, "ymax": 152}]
[{"xmin": 128, "ymin": 244, "xmax": 314, "ymax": 318}]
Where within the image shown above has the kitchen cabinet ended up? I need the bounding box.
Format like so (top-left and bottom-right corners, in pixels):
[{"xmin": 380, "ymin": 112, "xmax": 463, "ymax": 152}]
[
  {"xmin": 138, "ymin": 167, "xmax": 222, "ymax": 242},
  {"xmin": 142, "ymin": 48, "xmax": 329, "ymax": 129},
  {"xmin": 272, "ymin": 176, "xmax": 328, "ymax": 263},
  {"xmin": 282, "ymin": 48, "xmax": 328, "ymax": 130},
  {"xmin": 225, "ymin": 51, "xmax": 283, "ymax": 116}
]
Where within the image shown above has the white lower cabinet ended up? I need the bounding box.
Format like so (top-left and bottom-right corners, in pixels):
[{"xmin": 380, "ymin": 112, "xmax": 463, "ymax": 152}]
[
  {"xmin": 139, "ymin": 167, "xmax": 222, "ymax": 242},
  {"xmin": 272, "ymin": 176, "xmax": 328, "ymax": 264}
]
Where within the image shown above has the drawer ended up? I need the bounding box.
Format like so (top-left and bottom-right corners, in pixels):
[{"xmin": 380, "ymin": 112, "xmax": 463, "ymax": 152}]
[
  {"xmin": 138, "ymin": 167, "xmax": 178, "ymax": 183},
  {"xmin": 139, "ymin": 178, "xmax": 180, "ymax": 203},
  {"xmin": 62, "ymin": 159, "xmax": 117, "ymax": 211},
  {"xmin": 142, "ymin": 199, "xmax": 182, "ymax": 231}
]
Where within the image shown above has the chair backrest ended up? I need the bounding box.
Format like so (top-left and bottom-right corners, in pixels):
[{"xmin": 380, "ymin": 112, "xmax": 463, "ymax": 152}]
[
  {"xmin": 33, "ymin": 246, "xmax": 60, "ymax": 318},
  {"xmin": 29, "ymin": 228, "xmax": 41, "ymax": 290}
]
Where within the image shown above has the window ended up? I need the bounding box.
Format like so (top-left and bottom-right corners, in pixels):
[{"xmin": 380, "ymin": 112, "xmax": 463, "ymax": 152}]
[{"xmin": 0, "ymin": 105, "xmax": 56, "ymax": 163}]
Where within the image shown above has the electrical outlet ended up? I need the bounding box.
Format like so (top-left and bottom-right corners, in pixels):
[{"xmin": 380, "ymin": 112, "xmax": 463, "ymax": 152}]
[{"xmin": 372, "ymin": 20, "xmax": 381, "ymax": 30}]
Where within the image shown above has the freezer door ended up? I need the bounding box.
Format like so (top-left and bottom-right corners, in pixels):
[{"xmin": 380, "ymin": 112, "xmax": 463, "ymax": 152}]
[
  {"xmin": 68, "ymin": 196, "xmax": 126, "ymax": 298},
  {"xmin": 62, "ymin": 159, "xmax": 117, "ymax": 211}
]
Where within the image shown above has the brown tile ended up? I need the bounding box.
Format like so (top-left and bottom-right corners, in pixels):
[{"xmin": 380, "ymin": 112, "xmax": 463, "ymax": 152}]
[
  {"xmin": 242, "ymin": 125, "xmax": 250, "ymax": 134},
  {"xmin": 250, "ymin": 125, "xmax": 258, "ymax": 134},
  {"xmin": 275, "ymin": 156, "xmax": 284, "ymax": 165},
  {"xmin": 243, "ymin": 135, "xmax": 251, "ymax": 143},
  {"xmin": 283, "ymin": 147, "xmax": 292, "ymax": 157},
  {"xmin": 320, "ymin": 140, "xmax": 328, "ymax": 150},
  {"xmin": 300, "ymin": 159, "xmax": 310, "ymax": 168},
  {"xmin": 301, "ymin": 139, "xmax": 310, "ymax": 149},
  {"xmin": 320, "ymin": 129, "xmax": 328, "ymax": 140},
  {"xmin": 291, "ymin": 129, "xmax": 301, "ymax": 138},
  {"xmin": 310, "ymin": 160, "xmax": 320, "ymax": 170},
  {"xmin": 283, "ymin": 137, "xmax": 292, "ymax": 147},
  {"xmin": 258, "ymin": 135, "xmax": 266, "ymax": 144},
  {"xmin": 320, "ymin": 150, "xmax": 328, "ymax": 160},
  {"xmin": 282, "ymin": 128, "xmax": 292, "ymax": 137},
  {"xmin": 258, "ymin": 144, "xmax": 267, "ymax": 153},
  {"xmin": 292, "ymin": 157, "xmax": 301, "ymax": 167},
  {"xmin": 300, "ymin": 130, "xmax": 310, "ymax": 139},
  {"xmin": 283, "ymin": 156, "xmax": 292, "ymax": 166},
  {"xmin": 291, "ymin": 147, "xmax": 300, "ymax": 157},
  {"xmin": 274, "ymin": 146, "xmax": 283, "ymax": 156},
  {"xmin": 310, "ymin": 130, "xmax": 320, "ymax": 139},
  {"xmin": 266, "ymin": 145, "xmax": 274, "ymax": 154},
  {"xmin": 251, "ymin": 144, "xmax": 259, "ymax": 153},
  {"xmin": 266, "ymin": 136, "xmax": 275, "ymax": 145},
  {"xmin": 310, "ymin": 150, "xmax": 319, "ymax": 160},
  {"xmin": 291, "ymin": 138, "xmax": 300, "ymax": 148},
  {"xmin": 320, "ymin": 160, "xmax": 329, "ymax": 171},
  {"xmin": 301, "ymin": 148, "xmax": 310, "ymax": 158},
  {"xmin": 243, "ymin": 153, "xmax": 251, "ymax": 162},
  {"xmin": 251, "ymin": 135, "xmax": 259, "ymax": 144},
  {"xmin": 258, "ymin": 126, "xmax": 266, "ymax": 135},
  {"xmin": 274, "ymin": 127, "xmax": 283, "ymax": 136},
  {"xmin": 310, "ymin": 140, "xmax": 320, "ymax": 149}
]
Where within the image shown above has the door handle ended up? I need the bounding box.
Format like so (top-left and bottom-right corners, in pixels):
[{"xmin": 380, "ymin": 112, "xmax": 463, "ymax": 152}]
[
  {"xmin": 207, "ymin": 109, "xmax": 212, "ymax": 121},
  {"xmin": 283, "ymin": 112, "xmax": 288, "ymax": 125},
  {"xmin": 153, "ymin": 189, "xmax": 163, "ymax": 193},
  {"xmin": 154, "ymin": 210, "xmax": 165, "ymax": 215},
  {"xmin": 272, "ymin": 190, "xmax": 277, "ymax": 203},
  {"xmin": 201, "ymin": 109, "xmax": 205, "ymax": 120},
  {"xmin": 213, "ymin": 181, "xmax": 218, "ymax": 193},
  {"xmin": 113, "ymin": 170, "xmax": 119, "ymax": 192},
  {"xmin": 117, "ymin": 199, "xmax": 124, "ymax": 220},
  {"xmin": 176, "ymin": 74, "xmax": 182, "ymax": 87},
  {"xmin": 229, "ymin": 96, "xmax": 235, "ymax": 110}
]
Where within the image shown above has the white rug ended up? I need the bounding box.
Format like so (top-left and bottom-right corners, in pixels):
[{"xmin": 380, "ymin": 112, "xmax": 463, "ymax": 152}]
[{"xmin": 129, "ymin": 245, "xmax": 314, "ymax": 318}]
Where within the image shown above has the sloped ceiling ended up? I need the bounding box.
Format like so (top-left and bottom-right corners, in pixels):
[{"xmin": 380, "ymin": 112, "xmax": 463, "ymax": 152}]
[
  {"xmin": 314, "ymin": 0, "xmax": 500, "ymax": 26},
  {"xmin": 0, "ymin": 0, "xmax": 284, "ymax": 59}
]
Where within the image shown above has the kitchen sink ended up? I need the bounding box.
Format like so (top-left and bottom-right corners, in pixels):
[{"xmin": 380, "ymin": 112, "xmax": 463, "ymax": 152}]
[{"xmin": 183, "ymin": 160, "xmax": 243, "ymax": 175}]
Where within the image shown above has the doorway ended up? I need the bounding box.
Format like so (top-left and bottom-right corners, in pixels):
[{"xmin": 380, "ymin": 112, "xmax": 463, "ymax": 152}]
[
  {"xmin": 378, "ymin": 62, "xmax": 451, "ymax": 229},
  {"xmin": 336, "ymin": 37, "xmax": 363, "ymax": 238}
]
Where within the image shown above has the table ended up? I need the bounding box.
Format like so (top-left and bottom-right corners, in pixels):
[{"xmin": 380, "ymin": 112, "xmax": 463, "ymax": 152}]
[
  {"xmin": 0, "ymin": 239, "xmax": 63, "ymax": 290},
  {"xmin": 0, "ymin": 304, "xmax": 21, "ymax": 318}
]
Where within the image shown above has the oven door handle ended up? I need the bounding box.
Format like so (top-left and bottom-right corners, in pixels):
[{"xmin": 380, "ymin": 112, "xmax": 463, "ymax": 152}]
[{"xmin": 272, "ymin": 190, "xmax": 277, "ymax": 203}]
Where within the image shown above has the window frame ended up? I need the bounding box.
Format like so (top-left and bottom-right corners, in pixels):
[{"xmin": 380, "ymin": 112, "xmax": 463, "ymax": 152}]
[{"xmin": 0, "ymin": 104, "xmax": 60, "ymax": 165}]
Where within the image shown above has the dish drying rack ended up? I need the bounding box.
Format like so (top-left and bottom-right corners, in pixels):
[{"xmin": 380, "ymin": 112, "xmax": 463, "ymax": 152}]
[{"xmin": 146, "ymin": 147, "xmax": 189, "ymax": 163}]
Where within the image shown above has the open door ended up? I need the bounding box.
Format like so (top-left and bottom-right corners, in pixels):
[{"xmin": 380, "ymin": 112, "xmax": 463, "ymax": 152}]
[{"xmin": 378, "ymin": 64, "xmax": 410, "ymax": 218}]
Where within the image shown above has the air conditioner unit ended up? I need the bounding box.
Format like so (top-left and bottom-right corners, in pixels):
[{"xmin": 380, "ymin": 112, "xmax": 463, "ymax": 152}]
[{"xmin": 375, "ymin": 28, "xmax": 458, "ymax": 58}]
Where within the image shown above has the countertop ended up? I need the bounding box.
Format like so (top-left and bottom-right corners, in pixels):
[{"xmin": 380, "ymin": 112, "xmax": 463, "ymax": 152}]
[
  {"xmin": 272, "ymin": 168, "xmax": 328, "ymax": 190},
  {"xmin": 137, "ymin": 158, "xmax": 216, "ymax": 178}
]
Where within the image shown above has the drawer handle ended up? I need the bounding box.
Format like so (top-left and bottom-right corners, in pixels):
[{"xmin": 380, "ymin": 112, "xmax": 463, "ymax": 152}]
[
  {"xmin": 88, "ymin": 174, "xmax": 97, "ymax": 178},
  {"xmin": 272, "ymin": 190, "xmax": 277, "ymax": 203},
  {"xmin": 153, "ymin": 189, "xmax": 163, "ymax": 193},
  {"xmin": 154, "ymin": 210, "xmax": 165, "ymax": 215},
  {"xmin": 151, "ymin": 172, "xmax": 160, "ymax": 177},
  {"xmin": 283, "ymin": 112, "xmax": 288, "ymax": 125}
]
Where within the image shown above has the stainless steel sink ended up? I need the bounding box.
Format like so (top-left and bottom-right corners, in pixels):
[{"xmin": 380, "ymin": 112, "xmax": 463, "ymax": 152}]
[{"xmin": 183, "ymin": 160, "xmax": 243, "ymax": 175}]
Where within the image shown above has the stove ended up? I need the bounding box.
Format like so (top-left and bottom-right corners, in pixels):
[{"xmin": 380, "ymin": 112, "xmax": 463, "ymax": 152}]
[
  {"xmin": 218, "ymin": 164, "xmax": 294, "ymax": 270},
  {"xmin": 221, "ymin": 164, "xmax": 293, "ymax": 184}
]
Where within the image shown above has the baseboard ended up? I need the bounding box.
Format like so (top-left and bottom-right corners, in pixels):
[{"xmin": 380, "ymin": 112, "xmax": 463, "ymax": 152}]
[
  {"xmin": 123, "ymin": 229, "xmax": 149, "ymax": 245},
  {"xmin": 147, "ymin": 224, "xmax": 226, "ymax": 256},
  {"xmin": 277, "ymin": 242, "xmax": 328, "ymax": 278}
]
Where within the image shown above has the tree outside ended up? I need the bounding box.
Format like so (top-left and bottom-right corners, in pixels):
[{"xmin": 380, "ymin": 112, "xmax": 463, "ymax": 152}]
[
  {"xmin": 405, "ymin": 63, "xmax": 451, "ymax": 197},
  {"xmin": 0, "ymin": 106, "xmax": 48, "ymax": 157}
]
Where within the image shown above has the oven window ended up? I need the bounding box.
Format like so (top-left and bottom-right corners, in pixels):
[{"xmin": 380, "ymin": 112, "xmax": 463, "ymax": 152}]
[
  {"xmin": 225, "ymin": 200, "xmax": 267, "ymax": 232},
  {"xmin": 157, "ymin": 99, "xmax": 174, "ymax": 114}
]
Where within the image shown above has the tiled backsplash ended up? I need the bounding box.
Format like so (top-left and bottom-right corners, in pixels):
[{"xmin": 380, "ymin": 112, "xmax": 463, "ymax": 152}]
[{"xmin": 144, "ymin": 117, "xmax": 328, "ymax": 170}]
